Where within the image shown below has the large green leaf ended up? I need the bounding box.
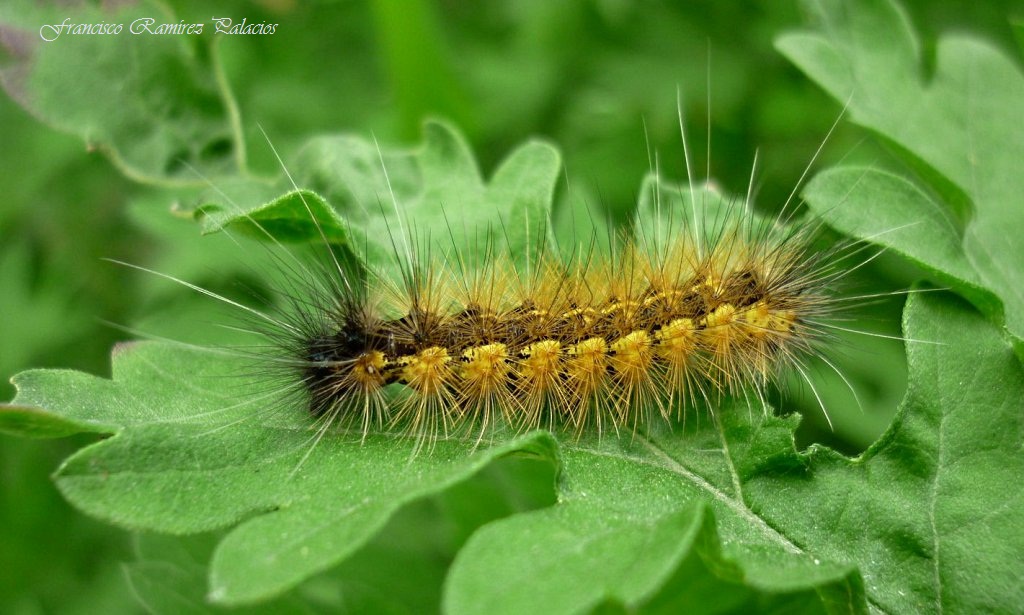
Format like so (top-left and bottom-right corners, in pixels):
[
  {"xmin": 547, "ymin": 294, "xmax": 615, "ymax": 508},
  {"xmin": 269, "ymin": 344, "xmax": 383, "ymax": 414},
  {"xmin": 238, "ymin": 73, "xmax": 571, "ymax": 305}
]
[
  {"xmin": 9, "ymin": 343, "xmax": 560, "ymax": 605},
  {"xmin": 753, "ymin": 293, "xmax": 1024, "ymax": 613},
  {"xmin": 195, "ymin": 120, "xmax": 560, "ymax": 271},
  {"xmin": 124, "ymin": 455, "xmax": 555, "ymax": 614},
  {"xmin": 776, "ymin": 0, "xmax": 1024, "ymax": 348}
]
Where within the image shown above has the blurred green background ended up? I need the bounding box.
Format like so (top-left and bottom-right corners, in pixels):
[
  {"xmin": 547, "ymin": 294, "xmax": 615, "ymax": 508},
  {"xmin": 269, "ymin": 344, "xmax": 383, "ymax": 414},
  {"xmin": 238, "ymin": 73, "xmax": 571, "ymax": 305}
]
[{"xmin": 1, "ymin": 0, "xmax": 1020, "ymax": 612}]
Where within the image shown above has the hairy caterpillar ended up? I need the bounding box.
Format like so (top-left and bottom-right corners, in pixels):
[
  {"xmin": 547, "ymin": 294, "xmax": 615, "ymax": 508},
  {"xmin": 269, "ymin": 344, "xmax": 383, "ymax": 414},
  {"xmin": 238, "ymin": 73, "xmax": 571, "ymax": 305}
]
[
  {"xmin": 126, "ymin": 110, "xmax": 874, "ymax": 455},
  {"xmin": 165, "ymin": 118, "xmax": 872, "ymax": 458},
  {"xmin": 272, "ymin": 204, "xmax": 840, "ymax": 445}
]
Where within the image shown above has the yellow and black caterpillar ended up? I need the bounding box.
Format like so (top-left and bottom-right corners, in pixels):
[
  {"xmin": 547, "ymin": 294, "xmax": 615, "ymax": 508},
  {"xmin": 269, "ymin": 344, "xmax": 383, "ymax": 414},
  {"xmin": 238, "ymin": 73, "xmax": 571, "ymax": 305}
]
[{"xmin": 273, "ymin": 209, "xmax": 842, "ymax": 444}]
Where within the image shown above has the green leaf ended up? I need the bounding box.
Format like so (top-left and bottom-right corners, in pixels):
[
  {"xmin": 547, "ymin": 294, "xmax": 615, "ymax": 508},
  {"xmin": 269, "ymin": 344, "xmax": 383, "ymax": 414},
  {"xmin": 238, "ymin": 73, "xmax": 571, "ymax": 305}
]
[
  {"xmin": 316, "ymin": 119, "xmax": 559, "ymax": 269},
  {"xmin": 199, "ymin": 121, "xmax": 561, "ymax": 271},
  {"xmin": 125, "ymin": 533, "xmax": 318, "ymax": 615},
  {"xmin": 0, "ymin": 405, "xmax": 95, "ymax": 439},
  {"xmin": 11, "ymin": 341, "xmax": 562, "ymax": 605},
  {"xmin": 755, "ymin": 291, "xmax": 1024, "ymax": 613},
  {"xmin": 801, "ymin": 168, "xmax": 1002, "ymax": 317},
  {"xmin": 0, "ymin": 1, "xmax": 238, "ymax": 184},
  {"xmin": 445, "ymin": 454, "xmax": 858, "ymax": 615},
  {"xmin": 125, "ymin": 456, "xmax": 555, "ymax": 614},
  {"xmin": 199, "ymin": 189, "xmax": 352, "ymax": 248},
  {"xmin": 7, "ymin": 339, "xmax": 858, "ymax": 612},
  {"xmin": 444, "ymin": 407, "xmax": 863, "ymax": 614},
  {"xmin": 776, "ymin": 0, "xmax": 1024, "ymax": 347}
]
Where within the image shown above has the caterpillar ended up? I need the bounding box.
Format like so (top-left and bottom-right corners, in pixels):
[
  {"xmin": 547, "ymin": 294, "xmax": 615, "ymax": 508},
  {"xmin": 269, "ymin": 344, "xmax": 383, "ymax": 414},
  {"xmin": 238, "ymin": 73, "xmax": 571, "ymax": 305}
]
[
  {"xmin": 285, "ymin": 215, "xmax": 839, "ymax": 444},
  {"xmin": 123, "ymin": 112, "xmax": 870, "ymax": 455},
  {"xmin": 216, "ymin": 131, "xmax": 856, "ymax": 453}
]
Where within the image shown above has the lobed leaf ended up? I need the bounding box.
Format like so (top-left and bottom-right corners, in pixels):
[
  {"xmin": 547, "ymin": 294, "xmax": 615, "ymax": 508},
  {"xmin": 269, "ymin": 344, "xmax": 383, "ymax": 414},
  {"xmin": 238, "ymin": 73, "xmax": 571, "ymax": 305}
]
[
  {"xmin": 198, "ymin": 120, "xmax": 561, "ymax": 271},
  {"xmin": 777, "ymin": 0, "xmax": 1024, "ymax": 349},
  {"xmin": 7, "ymin": 340, "xmax": 560, "ymax": 605}
]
